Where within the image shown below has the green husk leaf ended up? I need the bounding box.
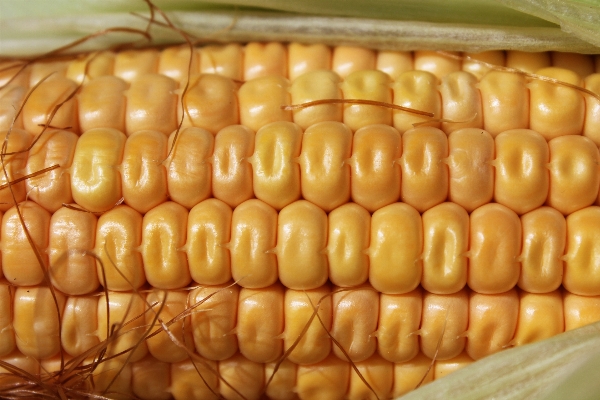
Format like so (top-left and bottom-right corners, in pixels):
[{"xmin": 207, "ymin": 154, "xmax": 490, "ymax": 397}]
[{"xmin": 400, "ymin": 321, "xmax": 600, "ymax": 400}]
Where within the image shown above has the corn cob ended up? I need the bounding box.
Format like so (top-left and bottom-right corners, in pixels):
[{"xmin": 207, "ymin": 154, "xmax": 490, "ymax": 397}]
[{"xmin": 1, "ymin": 6, "xmax": 597, "ymax": 397}]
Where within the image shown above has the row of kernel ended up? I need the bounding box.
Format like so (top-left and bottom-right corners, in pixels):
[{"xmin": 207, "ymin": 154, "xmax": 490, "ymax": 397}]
[
  {"xmin": 2, "ymin": 284, "xmax": 598, "ymax": 366},
  {"xmin": 0, "ymin": 349, "xmax": 473, "ymax": 400},
  {"xmin": 8, "ymin": 123, "xmax": 600, "ymax": 218},
  {"xmin": 3, "ymin": 200, "xmax": 600, "ymax": 297},
  {"xmin": 2, "ymin": 44, "xmax": 598, "ymax": 88},
  {"xmin": 3, "ymin": 65, "xmax": 599, "ymax": 142}
]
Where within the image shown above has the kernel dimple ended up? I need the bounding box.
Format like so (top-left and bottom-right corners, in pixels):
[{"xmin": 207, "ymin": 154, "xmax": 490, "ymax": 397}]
[
  {"xmin": 238, "ymin": 76, "xmax": 292, "ymax": 132},
  {"xmin": 113, "ymin": 49, "xmax": 159, "ymax": 83},
  {"xmin": 478, "ymin": 71, "xmax": 529, "ymax": 136},
  {"xmin": 290, "ymin": 70, "xmax": 343, "ymax": 129},
  {"xmin": 125, "ymin": 74, "xmax": 178, "ymax": 136},
  {"xmin": 78, "ymin": 75, "xmax": 127, "ymax": 133},
  {"xmin": 341, "ymin": 70, "xmax": 392, "ymax": 131},
  {"xmin": 512, "ymin": 290, "xmax": 564, "ymax": 346},
  {"xmin": 199, "ymin": 44, "xmax": 243, "ymax": 80},
  {"xmin": 440, "ymin": 71, "xmax": 483, "ymax": 133},
  {"xmin": 332, "ymin": 46, "xmax": 376, "ymax": 78},
  {"xmin": 288, "ymin": 43, "xmax": 332, "ymax": 80},
  {"xmin": 60, "ymin": 296, "xmax": 99, "ymax": 358},
  {"xmin": 244, "ymin": 42, "xmax": 287, "ymax": 80},
  {"xmin": 392, "ymin": 70, "xmax": 441, "ymax": 134}
]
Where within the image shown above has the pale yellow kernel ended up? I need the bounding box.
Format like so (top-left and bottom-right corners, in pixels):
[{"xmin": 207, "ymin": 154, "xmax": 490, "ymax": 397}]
[
  {"xmin": 392, "ymin": 70, "xmax": 441, "ymax": 133},
  {"xmin": 132, "ymin": 356, "xmax": 171, "ymax": 400},
  {"xmin": 264, "ymin": 359, "xmax": 297, "ymax": 400},
  {"xmin": 237, "ymin": 283, "xmax": 284, "ymax": 363},
  {"xmin": 121, "ymin": 130, "xmax": 169, "ymax": 213},
  {"xmin": 0, "ymin": 129, "xmax": 32, "ymax": 211},
  {"xmin": 564, "ymin": 207, "xmax": 600, "ymax": 296},
  {"xmin": 440, "ymin": 71, "xmax": 483, "ymax": 133},
  {"xmin": 0, "ymin": 85, "xmax": 25, "ymax": 131},
  {"xmin": 420, "ymin": 288, "xmax": 469, "ymax": 360},
  {"xmin": 376, "ymin": 51, "xmax": 413, "ymax": 80},
  {"xmin": 446, "ymin": 128, "xmax": 494, "ymax": 213},
  {"xmin": 466, "ymin": 289, "xmax": 519, "ymax": 360},
  {"xmin": 289, "ymin": 70, "xmax": 343, "ymax": 129},
  {"xmin": 332, "ymin": 46, "xmax": 376, "ymax": 78},
  {"xmin": 171, "ymin": 358, "xmax": 219, "ymax": 400},
  {"xmin": 350, "ymin": 124, "xmax": 402, "ymax": 212},
  {"xmin": 145, "ymin": 290, "xmax": 194, "ymax": 363},
  {"xmin": 468, "ymin": 203, "xmax": 521, "ymax": 294},
  {"xmin": 78, "ymin": 75, "xmax": 127, "ymax": 133},
  {"xmin": 179, "ymin": 74, "xmax": 239, "ymax": 134},
  {"xmin": 327, "ymin": 203, "xmax": 370, "ymax": 288},
  {"xmin": 113, "ymin": 49, "xmax": 159, "ymax": 83},
  {"xmin": 244, "ymin": 42, "xmax": 287, "ymax": 80},
  {"xmin": 250, "ymin": 121, "xmax": 302, "ymax": 210},
  {"xmin": 238, "ymin": 76, "xmax": 292, "ymax": 132},
  {"xmin": 97, "ymin": 292, "xmax": 148, "ymax": 362},
  {"xmin": 414, "ymin": 51, "xmax": 461, "ymax": 81},
  {"xmin": 478, "ymin": 71, "xmax": 529, "ymax": 136},
  {"xmin": 166, "ymin": 126, "xmax": 214, "ymax": 209},
  {"xmin": 299, "ymin": 121, "xmax": 352, "ymax": 211},
  {"xmin": 348, "ymin": 353, "xmax": 393, "ymax": 400},
  {"xmin": 219, "ymin": 354, "xmax": 264, "ymax": 400},
  {"xmin": 190, "ymin": 284, "xmax": 239, "ymax": 361},
  {"xmin": 529, "ymin": 67, "xmax": 585, "ymax": 139},
  {"xmin": 142, "ymin": 201, "xmax": 191, "ymax": 290},
  {"xmin": 29, "ymin": 60, "xmax": 69, "ymax": 87},
  {"xmin": 288, "ymin": 43, "xmax": 332, "ymax": 80},
  {"xmin": 462, "ymin": 51, "xmax": 505, "ymax": 79},
  {"xmin": 0, "ymin": 61, "xmax": 29, "ymax": 88},
  {"xmin": 1, "ymin": 202, "xmax": 50, "ymax": 286},
  {"xmin": 519, "ymin": 207, "xmax": 565, "ymax": 293},
  {"xmin": 25, "ymin": 129, "xmax": 77, "ymax": 212},
  {"xmin": 583, "ymin": 73, "xmax": 600, "ymax": 146},
  {"xmin": 200, "ymin": 43, "xmax": 243, "ymax": 80},
  {"xmin": 211, "ymin": 125, "xmax": 255, "ymax": 208},
  {"xmin": 377, "ymin": 288, "xmax": 422, "ymax": 363},
  {"xmin": 13, "ymin": 287, "xmax": 65, "ymax": 359},
  {"xmin": 391, "ymin": 352, "xmax": 434, "ymax": 397},
  {"xmin": 229, "ymin": 199, "xmax": 278, "ymax": 288},
  {"xmin": 277, "ymin": 200, "xmax": 328, "ymax": 290},
  {"xmin": 66, "ymin": 51, "xmax": 115, "ymax": 84},
  {"xmin": 369, "ymin": 203, "xmax": 422, "ymax": 294},
  {"xmin": 297, "ymin": 353, "xmax": 349, "ymax": 400},
  {"xmin": 493, "ymin": 129, "xmax": 549, "ymax": 215},
  {"xmin": 512, "ymin": 290, "xmax": 564, "ymax": 346},
  {"xmin": 95, "ymin": 205, "xmax": 145, "ymax": 291},
  {"xmin": 422, "ymin": 202, "xmax": 468, "ymax": 294},
  {"xmin": 186, "ymin": 199, "xmax": 232, "ymax": 286},
  {"xmin": 125, "ymin": 74, "xmax": 178, "ymax": 136},
  {"xmin": 547, "ymin": 135, "xmax": 600, "ymax": 215},
  {"xmin": 505, "ymin": 51, "xmax": 551, "ymax": 74},
  {"xmin": 22, "ymin": 75, "xmax": 79, "ymax": 135},
  {"xmin": 71, "ymin": 128, "xmax": 125, "ymax": 213},
  {"xmin": 433, "ymin": 352, "xmax": 474, "ymax": 379},
  {"xmin": 341, "ymin": 70, "xmax": 392, "ymax": 131},
  {"xmin": 400, "ymin": 126, "xmax": 449, "ymax": 212},
  {"xmin": 61, "ymin": 295, "xmax": 99, "ymax": 358},
  {"xmin": 48, "ymin": 206, "xmax": 98, "ymax": 295},
  {"xmin": 158, "ymin": 45, "xmax": 200, "ymax": 84}
]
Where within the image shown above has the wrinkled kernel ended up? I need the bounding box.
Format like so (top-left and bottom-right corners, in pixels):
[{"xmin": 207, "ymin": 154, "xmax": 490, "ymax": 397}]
[
  {"xmin": 288, "ymin": 43, "xmax": 332, "ymax": 80},
  {"xmin": 400, "ymin": 126, "xmax": 448, "ymax": 212},
  {"xmin": 61, "ymin": 296, "xmax": 99, "ymax": 358},
  {"xmin": 179, "ymin": 74, "xmax": 239, "ymax": 134},
  {"xmin": 299, "ymin": 121, "xmax": 352, "ymax": 211},
  {"xmin": 529, "ymin": 67, "xmax": 585, "ymax": 139},
  {"xmin": 211, "ymin": 125, "xmax": 255, "ymax": 208},
  {"xmin": 420, "ymin": 288, "xmax": 468, "ymax": 360},
  {"xmin": 512, "ymin": 290, "xmax": 564, "ymax": 346},
  {"xmin": 369, "ymin": 203, "xmax": 422, "ymax": 294},
  {"xmin": 341, "ymin": 70, "xmax": 392, "ymax": 131},
  {"xmin": 350, "ymin": 124, "xmax": 402, "ymax": 212},
  {"xmin": 564, "ymin": 207, "xmax": 600, "ymax": 296},
  {"xmin": 332, "ymin": 46, "xmax": 376, "ymax": 78},
  {"xmin": 238, "ymin": 76, "xmax": 292, "ymax": 132},
  {"xmin": 392, "ymin": 70, "xmax": 441, "ymax": 133},
  {"xmin": 519, "ymin": 207, "xmax": 565, "ymax": 293},
  {"xmin": 466, "ymin": 289, "xmax": 519, "ymax": 360},
  {"xmin": 327, "ymin": 203, "xmax": 370, "ymax": 288},
  {"xmin": 277, "ymin": 200, "xmax": 328, "ymax": 290},
  {"xmin": 244, "ymin": 42, "xmax": 287, "ymax": 80},
  {"xmin": 377, "ymin": 288, "xmax": 422, "ymax": 363},
  {"xmin": 547, "ymin": 135, "xmax": 599, "ymax": 215},
  {"xmin": 493, "ymin": 129, "xmax": 549, "ymax": 215},
  {"xmin": 78, "ymin": 75, "xmax": 127, "ymax": 133},
  {"xmin": 290, "ymin": 70, "xmax": 343, "ymax": 129},
  {"xmin": 440, "ymin": 71, "xmax": 483, "ymax": 133},
  {"xmin": 446, "ymin": 128, "xmax": 494, "ymax": 213},
  {"xmin": 469, "ymin": 203, "xmax": 521, "ymax": 294},
  {"xmin": 229, "ymin": 199, "xmax": 278, "ymax": 288},
  {"xmin": 478, "ymin": 71, "xmax": 529, "ymax": 136},
  {"xmin": 125, "ymin": 74, "xmax": 178, "ymax": 136},
  {"xmin": 331, "ymin": 285, "xmax": 379, "ymax": 362},
  {"xmin": 284, "ymin": 286, "xmax": 332, "ymax": 365}
]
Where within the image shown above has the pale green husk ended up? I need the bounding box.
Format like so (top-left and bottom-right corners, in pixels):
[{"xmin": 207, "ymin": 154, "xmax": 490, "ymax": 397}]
[{"xmin": 1, "ymin": 1, "xmax": 600, "ymax": 399}]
